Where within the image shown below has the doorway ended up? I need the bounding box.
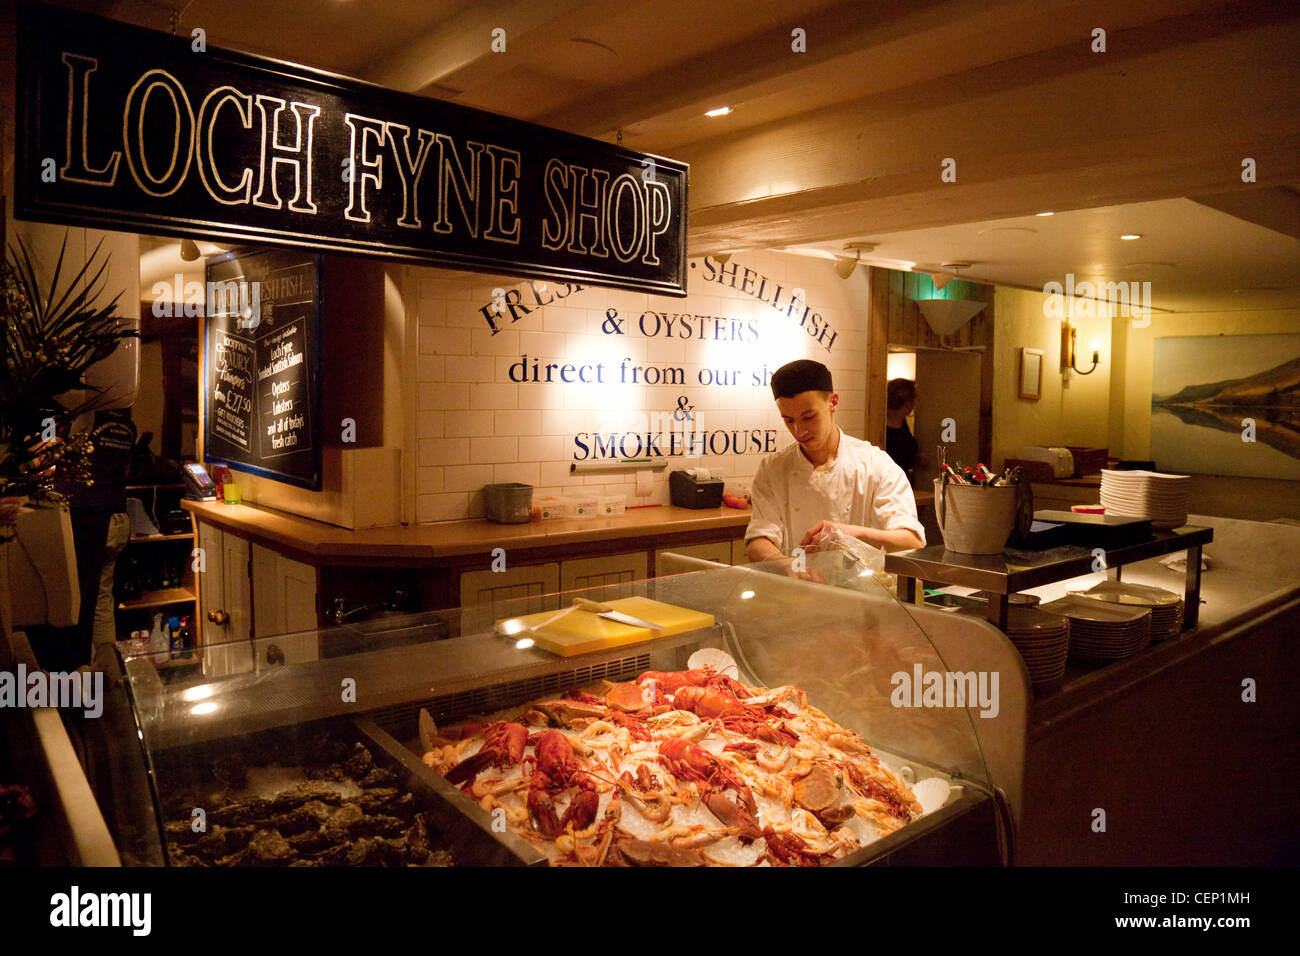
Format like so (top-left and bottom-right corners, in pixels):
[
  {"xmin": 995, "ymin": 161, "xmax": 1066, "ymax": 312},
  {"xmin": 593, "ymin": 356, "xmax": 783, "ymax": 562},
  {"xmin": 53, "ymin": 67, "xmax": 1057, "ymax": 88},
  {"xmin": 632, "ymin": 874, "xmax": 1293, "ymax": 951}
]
[{"xmin": 908, "ymin": 348, "xmax": 983, "ymax": 489}]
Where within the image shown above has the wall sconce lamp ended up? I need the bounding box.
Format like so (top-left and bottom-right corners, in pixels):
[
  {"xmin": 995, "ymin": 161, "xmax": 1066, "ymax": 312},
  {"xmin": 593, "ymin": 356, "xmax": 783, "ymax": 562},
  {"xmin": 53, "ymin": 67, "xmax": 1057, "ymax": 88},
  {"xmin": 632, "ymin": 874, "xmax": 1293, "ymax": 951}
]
[{"xmin": 1061, "ymin": 321, "xmax": 1101, "ymax": 375}]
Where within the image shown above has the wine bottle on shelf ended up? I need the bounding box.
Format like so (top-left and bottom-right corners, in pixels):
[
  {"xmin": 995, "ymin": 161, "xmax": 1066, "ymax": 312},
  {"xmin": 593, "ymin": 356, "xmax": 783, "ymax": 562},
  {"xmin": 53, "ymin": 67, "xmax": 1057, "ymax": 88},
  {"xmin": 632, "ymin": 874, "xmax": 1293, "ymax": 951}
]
[{"xmin": 129, "ymin": 555, "xmax": 143, "ymax": 599}]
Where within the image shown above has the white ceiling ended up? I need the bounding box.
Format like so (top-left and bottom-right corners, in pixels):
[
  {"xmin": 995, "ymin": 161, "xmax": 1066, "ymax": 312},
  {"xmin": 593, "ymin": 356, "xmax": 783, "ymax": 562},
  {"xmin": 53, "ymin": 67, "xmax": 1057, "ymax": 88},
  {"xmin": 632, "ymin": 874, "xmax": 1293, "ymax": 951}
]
[
  {"xmin": 790, "ymin": 198, "xmax": 1300, "ymax": 313},
  {"xmin": 30, "ymin": 0, "xmax": 1300, "ymax": 312}
]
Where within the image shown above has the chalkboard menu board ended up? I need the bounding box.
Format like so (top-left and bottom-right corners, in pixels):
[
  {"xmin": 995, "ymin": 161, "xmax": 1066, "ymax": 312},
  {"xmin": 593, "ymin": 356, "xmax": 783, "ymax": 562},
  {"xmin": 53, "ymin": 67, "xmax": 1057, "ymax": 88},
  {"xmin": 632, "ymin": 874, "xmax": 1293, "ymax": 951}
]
[{"xmin": 204, "ymin": 247, "xmax": 322, "ymax": 490}]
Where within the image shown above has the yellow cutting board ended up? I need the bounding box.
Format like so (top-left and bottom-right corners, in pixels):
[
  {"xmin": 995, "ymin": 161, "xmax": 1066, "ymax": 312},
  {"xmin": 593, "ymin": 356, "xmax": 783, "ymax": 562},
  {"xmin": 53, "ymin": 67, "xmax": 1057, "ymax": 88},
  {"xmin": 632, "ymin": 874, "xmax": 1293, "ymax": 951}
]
[{"xmin": 499, "ymin": 597, "xmax": 715, "ymax": 657}]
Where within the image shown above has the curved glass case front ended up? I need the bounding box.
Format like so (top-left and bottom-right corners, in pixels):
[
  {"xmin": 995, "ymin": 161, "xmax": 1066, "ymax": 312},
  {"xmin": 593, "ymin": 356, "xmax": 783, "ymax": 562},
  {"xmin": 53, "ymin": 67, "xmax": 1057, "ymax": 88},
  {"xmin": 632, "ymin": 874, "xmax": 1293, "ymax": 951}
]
[{"xmin": 109, "ymin": 551, "xmax": 1022, "ymax": 867}]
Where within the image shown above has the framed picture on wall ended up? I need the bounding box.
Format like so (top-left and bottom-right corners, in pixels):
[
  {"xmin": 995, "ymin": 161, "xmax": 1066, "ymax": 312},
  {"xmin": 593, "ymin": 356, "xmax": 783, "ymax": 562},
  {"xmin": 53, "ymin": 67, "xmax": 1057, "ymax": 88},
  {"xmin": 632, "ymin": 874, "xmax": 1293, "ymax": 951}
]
[
  {"xmin": 1019, "ymin": 348, "xmax": 1044, "ymax": 400},
  {"xmin": 1152, "ymin": 333, "xmax": 1300, "ymax": 479}
]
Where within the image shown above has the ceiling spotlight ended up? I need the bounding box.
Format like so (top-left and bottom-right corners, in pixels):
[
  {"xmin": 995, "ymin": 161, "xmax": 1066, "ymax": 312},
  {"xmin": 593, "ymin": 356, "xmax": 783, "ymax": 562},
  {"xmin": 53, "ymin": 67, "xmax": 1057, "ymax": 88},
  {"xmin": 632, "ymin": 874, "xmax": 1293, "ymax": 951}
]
[
  {"xmin": 1120, "ymin": 234, "xmax": 1141, "ymax": 241},
  {"xmin": 834, "ymin": 241, "xmax": 876, "ymax": 279},
  {"xmin": 930, "ymin": 261, "xmax": 971, "ymax": 291},
  {"xmin": 179, "ymin": 238, "xmax": 201, "ymax": 261},
  {"xmin": 1036, "ymin": 211, "xmax": 1055, "ymax": 217},
  {"xmin": 705, "ymin": 106, "xmax": 731, "ymax": 117}
]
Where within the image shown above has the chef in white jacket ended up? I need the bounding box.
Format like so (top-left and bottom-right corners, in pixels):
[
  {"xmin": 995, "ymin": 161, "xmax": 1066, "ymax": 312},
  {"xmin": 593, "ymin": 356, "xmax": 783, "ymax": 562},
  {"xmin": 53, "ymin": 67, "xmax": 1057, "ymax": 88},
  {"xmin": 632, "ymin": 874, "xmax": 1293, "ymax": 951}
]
[{"xmin": 745, "ymin": 360, "xmax": 925, "ymax": 562}]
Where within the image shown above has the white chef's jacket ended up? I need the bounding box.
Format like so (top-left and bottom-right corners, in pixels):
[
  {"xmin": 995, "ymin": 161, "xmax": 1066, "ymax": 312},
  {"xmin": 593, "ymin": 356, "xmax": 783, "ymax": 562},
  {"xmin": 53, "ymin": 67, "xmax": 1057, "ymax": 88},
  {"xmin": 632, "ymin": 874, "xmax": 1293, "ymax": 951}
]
[{"xmin": 744, "ymin": 428, "xmax": 925, "ymax": 555}]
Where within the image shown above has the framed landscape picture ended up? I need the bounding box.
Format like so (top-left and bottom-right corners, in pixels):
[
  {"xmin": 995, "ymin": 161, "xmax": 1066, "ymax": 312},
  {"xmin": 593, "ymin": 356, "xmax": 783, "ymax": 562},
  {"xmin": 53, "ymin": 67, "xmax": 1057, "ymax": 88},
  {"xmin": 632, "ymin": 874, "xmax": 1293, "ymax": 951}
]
[{"xmin": 1151, "ymin": 333, "xmax": 1300, "ymax": 479}]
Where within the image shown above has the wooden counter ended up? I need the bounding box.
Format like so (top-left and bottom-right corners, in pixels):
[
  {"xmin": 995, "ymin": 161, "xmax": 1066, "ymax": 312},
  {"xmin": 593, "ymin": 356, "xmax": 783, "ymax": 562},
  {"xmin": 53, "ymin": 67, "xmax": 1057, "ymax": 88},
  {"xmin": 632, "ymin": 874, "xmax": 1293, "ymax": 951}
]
[
  {"xmin": 183, "ymin": 499, "xmax": 752, "ymax": 565},
  {"xmin": 184, "ymin": 492, "xmax": 934, "ymax": 565}
]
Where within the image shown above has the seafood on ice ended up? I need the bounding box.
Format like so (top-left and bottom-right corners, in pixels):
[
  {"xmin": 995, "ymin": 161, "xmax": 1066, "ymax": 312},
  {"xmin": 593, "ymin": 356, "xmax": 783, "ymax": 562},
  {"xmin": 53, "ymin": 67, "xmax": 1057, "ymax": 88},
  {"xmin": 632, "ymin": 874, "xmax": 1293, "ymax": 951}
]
[{"xmin": 420, "ymin": 667, "xmax": 928, "ymax": 867}]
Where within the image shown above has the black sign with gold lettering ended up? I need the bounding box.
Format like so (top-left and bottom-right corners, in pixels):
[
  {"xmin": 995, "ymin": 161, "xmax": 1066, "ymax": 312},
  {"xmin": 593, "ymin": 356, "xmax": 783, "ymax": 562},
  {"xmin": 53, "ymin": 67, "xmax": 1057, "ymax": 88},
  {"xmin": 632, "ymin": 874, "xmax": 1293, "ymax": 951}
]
[
  {"xmin": 15, "ymin": 3, "xmax": 688, "ymax": 297},
  {"xmin": 204, "ymin": 247, "xmax": 322, "ymax": 490}
]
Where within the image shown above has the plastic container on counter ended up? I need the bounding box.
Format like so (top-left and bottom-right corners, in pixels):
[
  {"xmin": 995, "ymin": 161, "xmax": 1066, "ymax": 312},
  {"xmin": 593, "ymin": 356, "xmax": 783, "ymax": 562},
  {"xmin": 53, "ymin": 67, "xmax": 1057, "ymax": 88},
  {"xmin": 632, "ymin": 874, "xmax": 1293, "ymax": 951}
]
[
  {"xmin": 597, "ymin": 495, "xmax": 627, "ymax": 516},
  {"xmin": 567, "ymin": 496, "xmax": 599, "ymax": 519},
  {"xmin": 531, "ymin": 496, "xmax": 570, "ymax": 520}
]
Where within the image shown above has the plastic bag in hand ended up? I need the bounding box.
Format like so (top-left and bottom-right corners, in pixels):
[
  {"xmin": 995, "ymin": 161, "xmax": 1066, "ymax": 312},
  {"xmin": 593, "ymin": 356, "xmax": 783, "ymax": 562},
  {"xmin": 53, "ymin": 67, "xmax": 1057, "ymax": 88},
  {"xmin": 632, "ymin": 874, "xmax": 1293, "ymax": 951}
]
[{"xmin": 806, "ymin": 525, "xmax": 885, "ymax": 572}]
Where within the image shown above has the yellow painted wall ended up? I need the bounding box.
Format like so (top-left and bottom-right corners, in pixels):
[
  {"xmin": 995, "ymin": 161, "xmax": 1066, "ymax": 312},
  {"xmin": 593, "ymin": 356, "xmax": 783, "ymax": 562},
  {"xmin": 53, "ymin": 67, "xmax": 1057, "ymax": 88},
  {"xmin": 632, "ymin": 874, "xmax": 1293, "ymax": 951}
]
[{"xmin": 992, "ymin": 286, "xmax": 1112, "ymax": 468}]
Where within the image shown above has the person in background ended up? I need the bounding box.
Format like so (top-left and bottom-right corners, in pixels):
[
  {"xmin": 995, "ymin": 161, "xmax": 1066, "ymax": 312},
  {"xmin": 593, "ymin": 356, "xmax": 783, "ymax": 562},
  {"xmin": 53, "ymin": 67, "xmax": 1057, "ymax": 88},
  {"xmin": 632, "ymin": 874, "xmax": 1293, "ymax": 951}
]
[
  {"xmin": 885, "ymin": 378, "xmax": 927, "ymax": 485},
  {"xmin": 746, "ymin": 360, "xmax": 925, "ymax": 561}
]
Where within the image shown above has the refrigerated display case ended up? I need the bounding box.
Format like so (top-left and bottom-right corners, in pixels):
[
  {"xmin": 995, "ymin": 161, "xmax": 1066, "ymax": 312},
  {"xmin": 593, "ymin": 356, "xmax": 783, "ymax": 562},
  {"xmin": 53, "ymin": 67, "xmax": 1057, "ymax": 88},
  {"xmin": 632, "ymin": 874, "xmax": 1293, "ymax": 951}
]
[{"xmin": 100, "ymin": 551, "xmax": 1027, "ymax": 866}]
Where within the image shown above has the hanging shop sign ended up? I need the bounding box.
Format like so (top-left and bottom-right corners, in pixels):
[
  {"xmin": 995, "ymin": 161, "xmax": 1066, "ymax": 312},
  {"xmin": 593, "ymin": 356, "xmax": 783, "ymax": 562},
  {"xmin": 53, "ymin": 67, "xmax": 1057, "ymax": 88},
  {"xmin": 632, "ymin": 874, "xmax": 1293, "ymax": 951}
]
[{"xmin": 14, "ymin": 3, "xmax": 688, "ymax": 297}]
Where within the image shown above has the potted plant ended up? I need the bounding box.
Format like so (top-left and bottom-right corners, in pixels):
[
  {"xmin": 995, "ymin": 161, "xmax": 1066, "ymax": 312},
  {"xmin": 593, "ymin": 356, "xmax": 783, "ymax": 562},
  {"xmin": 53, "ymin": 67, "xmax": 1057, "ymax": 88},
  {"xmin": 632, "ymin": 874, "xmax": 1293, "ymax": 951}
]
[{"xmin": 0, "ymin": 233, "xmax": 138, "ymax": 542}]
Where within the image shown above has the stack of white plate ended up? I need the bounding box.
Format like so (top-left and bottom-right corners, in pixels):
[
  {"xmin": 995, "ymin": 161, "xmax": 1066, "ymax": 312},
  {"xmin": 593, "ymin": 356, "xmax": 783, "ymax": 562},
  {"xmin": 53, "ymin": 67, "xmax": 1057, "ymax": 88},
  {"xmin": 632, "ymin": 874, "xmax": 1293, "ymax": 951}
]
[
  {"xmin": 1078, "ymin": 581, "xmax": 1184, "ymax": 641},
  {"xmin": 1041, "ymin": 595, "xmax": 1152, "ymax": 661},
  {"xmin": 1099, "ymin": 469, "xmax": 1190, "ymax": 529},
  {"xmin": 1004, "ymin": 607, "xmax": 1070, "ymax": 687}
]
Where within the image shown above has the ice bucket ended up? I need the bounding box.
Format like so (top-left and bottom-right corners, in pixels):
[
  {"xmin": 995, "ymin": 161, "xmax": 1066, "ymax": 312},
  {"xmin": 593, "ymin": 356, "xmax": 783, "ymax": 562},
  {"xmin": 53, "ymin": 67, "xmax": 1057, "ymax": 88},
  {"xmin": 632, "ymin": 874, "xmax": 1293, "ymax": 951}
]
[{"xmin": 933, "ymin": 479, "xmax": 1017, "ymax": 555}]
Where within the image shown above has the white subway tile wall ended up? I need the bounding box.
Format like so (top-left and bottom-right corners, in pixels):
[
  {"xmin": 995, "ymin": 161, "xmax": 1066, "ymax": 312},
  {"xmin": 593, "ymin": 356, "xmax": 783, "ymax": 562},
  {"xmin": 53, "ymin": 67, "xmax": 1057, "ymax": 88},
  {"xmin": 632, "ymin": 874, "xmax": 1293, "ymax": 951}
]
[{"xmin": 404, "ymin": 253, "xmax": 869, "ymax": 521}]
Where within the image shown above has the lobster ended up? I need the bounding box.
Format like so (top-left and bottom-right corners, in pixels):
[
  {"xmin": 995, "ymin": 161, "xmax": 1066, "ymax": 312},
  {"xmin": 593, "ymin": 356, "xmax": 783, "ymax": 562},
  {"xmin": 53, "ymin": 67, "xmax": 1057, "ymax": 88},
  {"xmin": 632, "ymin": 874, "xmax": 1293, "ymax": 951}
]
[
  {"xmin": 658, "ymin": 737, "xmax": 761, "ymax": 841},
  {"xmin": 637, "ymin": 668, "xmax": 752, "ymax": 699},
  {"xmin": 671, "ymin": 685, "xmax": 748, "ymax": 718},
  {"xmin": 672, "ymin": 686, "xmax": 800, "ymax": 745},
  {"xmin": 444, "ymin": 721, "xmax": 527, "ymax": 785},
  {"xmin": 526, "ymin": 730, "xmax": 599, "ymax": 839}
]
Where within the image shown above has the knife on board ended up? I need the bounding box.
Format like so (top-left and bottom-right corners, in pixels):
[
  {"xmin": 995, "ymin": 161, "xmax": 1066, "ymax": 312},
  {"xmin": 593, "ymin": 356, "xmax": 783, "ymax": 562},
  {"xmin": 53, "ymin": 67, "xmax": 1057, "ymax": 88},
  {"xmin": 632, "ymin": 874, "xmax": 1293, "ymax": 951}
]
[{"xmin": 570, "ymin": 597, "xmax": 665, "ymax": 631}]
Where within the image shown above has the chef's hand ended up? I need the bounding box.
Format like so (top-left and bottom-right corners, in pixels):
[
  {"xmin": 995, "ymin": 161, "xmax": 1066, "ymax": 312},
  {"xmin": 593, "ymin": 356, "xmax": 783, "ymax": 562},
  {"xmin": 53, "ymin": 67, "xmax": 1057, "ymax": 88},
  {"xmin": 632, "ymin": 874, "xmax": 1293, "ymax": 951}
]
[
  {"xmin": 803, "ymin": 521, "xmax": 923, "ymax": 553},
  {"xmin": 801, "ymin": 520, "xmax": 855, "ymax": 549}
]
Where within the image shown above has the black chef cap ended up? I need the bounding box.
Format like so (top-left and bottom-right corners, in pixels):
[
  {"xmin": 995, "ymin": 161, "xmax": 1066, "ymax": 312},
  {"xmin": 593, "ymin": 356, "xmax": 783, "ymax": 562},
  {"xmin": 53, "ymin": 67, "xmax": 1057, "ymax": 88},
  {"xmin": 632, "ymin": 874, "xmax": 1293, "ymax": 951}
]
[{"xmin": 770, "ymin": 359, "xmax": 834, "ymax": 399}]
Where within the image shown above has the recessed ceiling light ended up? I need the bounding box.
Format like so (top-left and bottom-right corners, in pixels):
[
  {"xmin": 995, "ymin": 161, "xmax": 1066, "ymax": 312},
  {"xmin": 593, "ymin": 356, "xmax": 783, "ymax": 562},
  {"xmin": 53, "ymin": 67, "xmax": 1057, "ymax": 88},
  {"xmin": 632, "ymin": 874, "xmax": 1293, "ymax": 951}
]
[
  {"xmin": 705, "ymin": 106, "xmax": 731, "ymax": 117},
  {"xmin": 1120, "ymin": 234, "xmax": 1141, "ymax": 240},
  {"xmin": 1036, "ymin": 211, "xmax": 1054, "ymax": 217}
]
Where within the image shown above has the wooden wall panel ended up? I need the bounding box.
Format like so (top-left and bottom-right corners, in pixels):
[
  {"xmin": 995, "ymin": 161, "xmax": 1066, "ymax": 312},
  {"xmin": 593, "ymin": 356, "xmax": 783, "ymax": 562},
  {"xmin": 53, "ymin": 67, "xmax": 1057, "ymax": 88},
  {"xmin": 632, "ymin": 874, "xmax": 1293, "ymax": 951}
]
[{"xmin": 866, "ymin": 268, "xmax": 889, "ymax": 448}]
